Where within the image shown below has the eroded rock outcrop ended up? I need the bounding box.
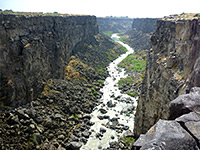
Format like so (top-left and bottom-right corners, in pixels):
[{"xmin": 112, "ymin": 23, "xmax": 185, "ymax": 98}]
[
  {"xmin": 97, "ymin": 17, "xmax": 133, "ymax": 33},
  {"xmin": 122, "ymin": 18, "xmax": 157, "ymax": 52},
  {"xmin": 133, "ymin": 120, "xmax": 199, "ymax": 150},
  {"xmin": 132, "ymin": 18, "xmax": 157, "ymax": 34},
  {"xmin": 0, "ymin": 13, "xmax": 98, "ymax": 107},
  {"xmin": 134, "ymin": 17, "xmax": 200, "ymax": 137},
  {"xmin": 0, "ymin": 12, "xmax": 128, "ymax": 150},
  {"xmin": 133, "ymin": 87, "xmax": 200, "ymax": 150}
]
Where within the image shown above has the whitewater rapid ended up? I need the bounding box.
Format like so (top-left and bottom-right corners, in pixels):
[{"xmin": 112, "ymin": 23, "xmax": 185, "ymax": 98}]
[{"xmin": 81, "ymin": 34, "xmax": 137, "ymax": 150}]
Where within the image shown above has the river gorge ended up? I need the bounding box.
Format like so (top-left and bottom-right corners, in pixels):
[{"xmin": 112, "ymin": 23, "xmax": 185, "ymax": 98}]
[
  {"xmin": 1, "ymin": 12, "xmax": 200, "ymax": 150},
  {"xmin": 81, "ymin": 34, "xmax": 137, "ymax": 150}
]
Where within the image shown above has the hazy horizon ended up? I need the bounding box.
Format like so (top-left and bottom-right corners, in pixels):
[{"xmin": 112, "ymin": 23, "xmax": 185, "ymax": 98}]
[{"xmin": 1, "ymin": 0, "xmax": 200, "ymax": 18}]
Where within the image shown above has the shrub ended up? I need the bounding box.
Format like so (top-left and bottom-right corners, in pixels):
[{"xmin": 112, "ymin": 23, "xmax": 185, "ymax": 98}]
[{"xmin": 194, "ymin": 14, "xmax": 200, "ymax": 17}]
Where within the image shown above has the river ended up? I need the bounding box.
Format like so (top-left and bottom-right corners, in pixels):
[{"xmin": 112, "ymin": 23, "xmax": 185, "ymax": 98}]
[{"xmin": 81, "ymin": 33, "xmax": 137, "ymax": 150}]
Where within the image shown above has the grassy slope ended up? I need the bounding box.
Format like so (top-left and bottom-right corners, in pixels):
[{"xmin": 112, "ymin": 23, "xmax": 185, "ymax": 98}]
[{"xmin": 117, "ymin": 34, "xmax": 147, "ymax": 97}]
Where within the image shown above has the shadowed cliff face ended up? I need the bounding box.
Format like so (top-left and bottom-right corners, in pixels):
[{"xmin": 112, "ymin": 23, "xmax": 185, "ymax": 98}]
[
  {"xmin": 132, "ymin": 18, "xmax": 157, "ymax": 34},
  {"xmin": 134, "ymin": 18, "xmax": 200, "ymax": 137},
  {"xmin": 97, "ymin": 17, "xmax": 133, "ymax": 33},
  {"xmin": 0, "ymin": 14, "xmax": 98, "ymax": 107},
  {"xmin": 122, "ymin": 18, "xmax": 158, "ymax": 53}
]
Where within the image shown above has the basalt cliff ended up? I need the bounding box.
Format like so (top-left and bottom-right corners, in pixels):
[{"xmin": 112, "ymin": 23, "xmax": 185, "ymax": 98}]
[
  {"xmin": 133, "ymin": 15, "xmax": 200, "ymax": 149},
  {"xmin": 123, "ymin": 18, "xmax": 157, "ymax": 53},
  {"xmin": 0, "ymin": 12, "xmax": 127, "ymax": 149},
  {"xmin": 0, "ymin": 13, "xmax": 99, "ymax": 107},
  {"xmin": 97, "ymin": 17, "xmax": 133, "ymax": 34}
]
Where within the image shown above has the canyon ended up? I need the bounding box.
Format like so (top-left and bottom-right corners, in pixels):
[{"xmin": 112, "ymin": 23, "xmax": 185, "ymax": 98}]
[
  {"xmin": 0, "ymin": 12, "xmax": 129, "ymax": 150},
  {"xmin": 0, "ymin": 14, "xmax": 98, "ymax": 107},
  {"xmin": 0, "ymin": 11, "xmax": 200, "ymax": 150},
  {"xmin": 133, "ymin": 15, "xmax": 200, "ymax": 149}
]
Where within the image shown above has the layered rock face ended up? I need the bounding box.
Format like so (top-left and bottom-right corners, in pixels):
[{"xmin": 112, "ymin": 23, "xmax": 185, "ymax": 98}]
[
  {"xmin": 123, "ymin": 18, "xmax": 157, "ymax": 52},
  {"xmin": 97, "ymin": 17, "xmax": 133, "ymax": 33},
  {"xmin": 134, "ymin": 18, "xmax": 200, "ymax": 137},
  {"xmin": 0, "ymin": 14, "xmax": 98, "ymax": 107},
  {"xmin": 132, "ymin": 18, "xmax": 157, "ymax": 34}
]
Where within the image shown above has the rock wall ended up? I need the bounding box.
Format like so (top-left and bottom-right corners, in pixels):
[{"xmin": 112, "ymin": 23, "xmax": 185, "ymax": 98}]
[
  {"xmin": 123, "ymin": 18, "xmax": 157, "ymax": 52},
  {"xmin": 134, "ymin": 18, "xmax": 200, "ymax": 137},
  {"xmin": 133, "ymin": 87, "xmax": 200, "ymax": 149},
  {"xmin": 97, "ymin": 17, "xmax": 133, "ymax": 33},
  {"xmin": 132, "ymin": 18, "xmax": 157, "ymax": 33},
  {"xmin": 0, "ymin": 14, "xmax": 98, "ymax": 107}
]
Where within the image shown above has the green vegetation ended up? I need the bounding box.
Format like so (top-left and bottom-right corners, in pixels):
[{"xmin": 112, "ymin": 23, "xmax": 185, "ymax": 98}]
[
  {"xmin": 126, "ymin": 112, "xmax": 131, "ymax": 116},
  {"xmin": 96, "ymin": 65, "xmax": 107, "ymax": 73},
  {"xmin": 97, "ymin": 79, "xmax": 104, "ymax": 85},
  {"xmin": 118, "ymin": 53, "xmax": 146, "ymax": 72},
  {"xmin": 103, "ymin": 31, "xmax": 113, "ymax": 37},
  {"xmin": 118, "ymin": 76, "xmax": 134, "ymax": 88},
  {"xmin": 119, "ymin": 46, "xmax": 128, "ymax": 53},
  {"xmin": 172, "ymin": 13, "xmax": 200, "ymax": 20},
  {"xmin": 117, "ymin": 51, "xmax": 147, "ymax": 98},
  {"xmin": 70, "ymin": 113, "xmax": 78, "ymax": 120},
  {"xmin": 117, "ymin": 34, "xmax": 128, "ymax": 44},
  {"xmin": 88, "ymin": 87, "xmax": 98, "ymax": 97},
  {"xmin": 106, "ymin": 51, "xmax": 115, "ymax": 60},
  {"xmin": 106, "ymin": 46, "xmax": 127, "ymax": 60},
  {"xmin": 92, "ymin": 90, "xmax": 98, "ymax": 97},
  {"xmin": 194, "ymin": 14, "xmax": 200, "ymax": 17},
  {"xmin": 0, "ymin": 10, "xmax": 85, "ymax": 17},
  {"xmin": 118, "ymin": 75, "xmax": 139, "ymax": 97},
  {"xmin": 121, "ymin": 137, "xmax": 135, "ymax": 148},
  {"xmin": 127, "ymin": 91, "xmax": 138, "ymax": 97},
  {"xmin": 106, "ymin": 50, "xmax": 119, "ymax": 60}
]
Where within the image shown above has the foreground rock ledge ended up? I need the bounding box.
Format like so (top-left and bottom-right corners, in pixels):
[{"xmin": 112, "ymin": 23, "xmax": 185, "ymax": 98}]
[
  {"xmin": 132, "ymin": 119, "xmax": 199, "ymax": 150},
  {"xmin": 133, "ymin": 87, "xmax": 200, "ymax": 150}
]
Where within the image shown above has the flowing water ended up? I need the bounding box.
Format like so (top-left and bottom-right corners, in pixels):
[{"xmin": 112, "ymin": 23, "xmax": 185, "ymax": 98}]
[{"xmin": 81, "ymin": 34, "xmax": 137, "ymax": 150}]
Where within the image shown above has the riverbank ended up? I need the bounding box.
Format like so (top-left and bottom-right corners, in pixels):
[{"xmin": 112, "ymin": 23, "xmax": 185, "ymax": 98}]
[
  {"xmin": 0, "ymin": 30, "xmax": 127, "ymax": 149},
  {"xmin": 81, "ymin": 34, "xmax": 137, "ymax": 150}
]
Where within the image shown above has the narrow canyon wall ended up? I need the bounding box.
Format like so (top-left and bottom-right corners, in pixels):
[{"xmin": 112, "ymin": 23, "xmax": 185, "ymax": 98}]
[
  {"xmin": 0, "ymin": 14, "xmax": 98, "ymax": 107},
  {"xmin": 132, "ymin": 18, "xmax": 157, "ymax": 33},
  {"xmin": 123, "ymin": 18, "xmax": 157, "ymax": 52},
  {"xmin": 97, "ymin": 17, "xmax": 133, "ymax": 33},
  {"xmin": 134, "ymin": 18, "xmax": 200, "ymax": 137}
]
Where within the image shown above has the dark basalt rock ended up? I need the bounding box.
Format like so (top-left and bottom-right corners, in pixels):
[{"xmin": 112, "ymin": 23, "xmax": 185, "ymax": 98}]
[
  {"xmin": 99, "ymin": 108, "xmax": 107, "ymax": 114},
  {"xmin": 134, "ymin": 17, "xmax": 200, "ymax": 138},
  {"xmin": 0, "ymin": 13, "xmax": 98, "ymax": 107},
  {"xmin": 67, "ymin": 141, "xmax": 82, "ymax": 150},
  {"xmin": 132, "ymin": 120, "xmax": 199, "ymax": 150},
  {"xmin": 169, "ymin": 87, "xmax": 200, "ymax": 120},
  {"xmin": 133, "ymin": 87, "xmax": 200, "ymax": 150},
  {"xmin": 107, "ymin": 100, "xmax": 116, "ymax": 107},
  {"xmin": 176, "ymin": 112, "xmax": 200, "ymax": 146}
]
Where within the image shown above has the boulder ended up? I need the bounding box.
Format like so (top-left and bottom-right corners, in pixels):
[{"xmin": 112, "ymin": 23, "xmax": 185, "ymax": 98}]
[
  {"xmin": 67, "ymin": 142, "xmax": 82, "ymax": 150},
  {"xmin": 82, "ymin": 131, "xmax": 90, "ymax": 138},
  {"xmin": 107, "ymin": 100, "xmax": 116, "ymax": 107},
  {"xmin": 99, "ymin": 108, "xmax": 107, "ymax": 114},
  {"xmin": 100, "ymin": 127, "xmax": 106, "ymax": 133},
  {"xmin": 132, "ymin": 120, "xmax": 199, "ymax": 150},
  {"xmin": 169, "ymin": 87, "xmax": 200, "ymax": 120},
  {"xmin": 176, "ymin": 112, "xmax": 200, "ymax": 146}
]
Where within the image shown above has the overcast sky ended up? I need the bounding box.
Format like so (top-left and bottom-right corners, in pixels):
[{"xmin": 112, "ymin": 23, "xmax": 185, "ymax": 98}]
[{"xmin": 1, "ymin": 0, "xmax": 200, "ymax": 18}]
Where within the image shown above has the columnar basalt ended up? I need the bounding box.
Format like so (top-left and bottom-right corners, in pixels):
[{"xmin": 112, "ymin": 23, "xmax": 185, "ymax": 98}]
[
  {"xmin": 0, "ymin": 14, "xmax": 98, "ymax": 107},
  {"xmin": 134, "ymin": 17, "xmax": 200, "ymax": 137}
]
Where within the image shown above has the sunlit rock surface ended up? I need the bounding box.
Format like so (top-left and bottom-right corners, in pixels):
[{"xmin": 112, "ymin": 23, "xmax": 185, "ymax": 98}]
[
  {"xmin": 134, "ymin": 16, "xmax": 200, "ymax": 138},
  {"xmin": 133, "ymin": 87, "xmax": 200, "ymax": 150}
]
